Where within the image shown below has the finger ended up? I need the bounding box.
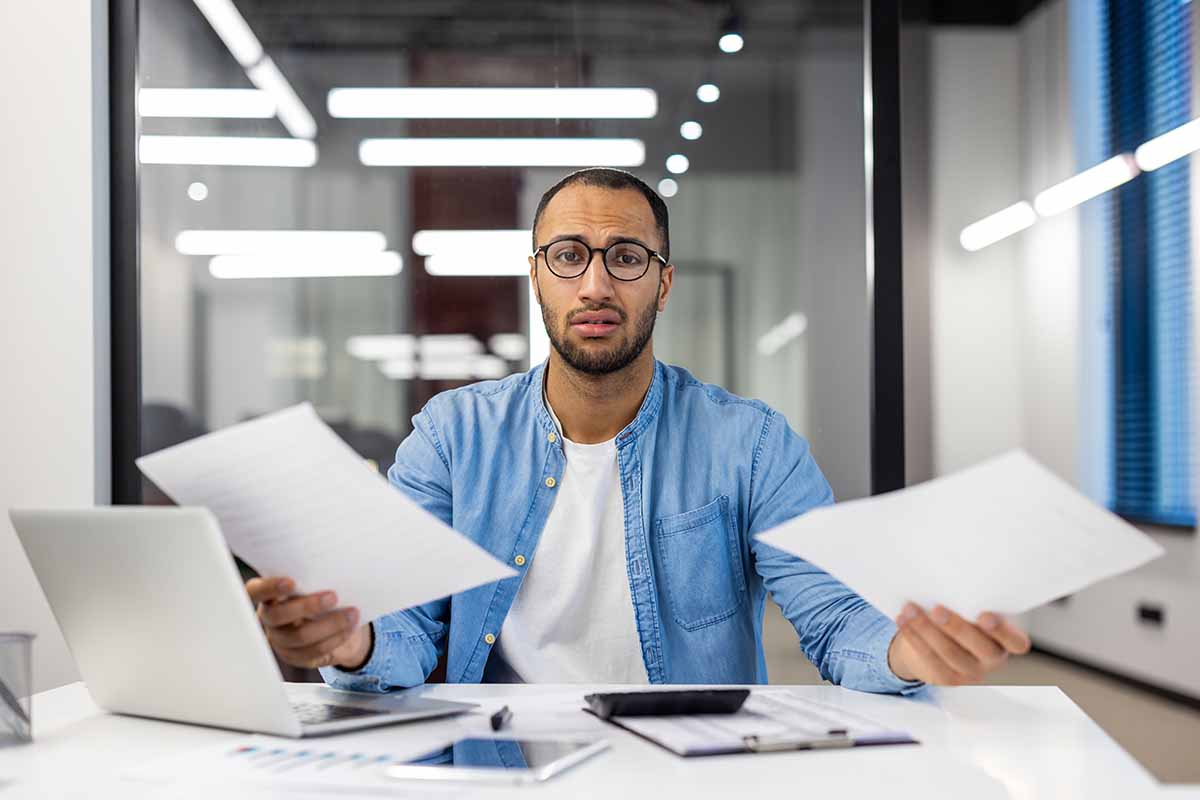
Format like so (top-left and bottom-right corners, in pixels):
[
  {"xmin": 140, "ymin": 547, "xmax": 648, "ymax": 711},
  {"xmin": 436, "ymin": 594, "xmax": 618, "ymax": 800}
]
[
  {"xmin": 270, "ymin": 608, "xmax": 359, "ymax": 649},
  {"xmin": 894, "ymin": 626, "xmax": 968, "ymax": 685},
  {"xmin": 259, "ymin": 591, "xmax": 337, "ymax": 628},
  {"xmin": 276, "ymin": 627, "xmax": 359, "ymax": 670},
  {"xmin": 929, "ymin": 605, "xmax": 1007, "ymax": 669},
  {"xmin": 246, "ymin": 576, "xmax": 294, "ymax": 605},
  {"xmin": 899, "ymin": 604, "xmax": 984, "ymax": 682},
  {"xmin": 978, "ymin": 613, "xmax": 1032, "ymax": 655}
]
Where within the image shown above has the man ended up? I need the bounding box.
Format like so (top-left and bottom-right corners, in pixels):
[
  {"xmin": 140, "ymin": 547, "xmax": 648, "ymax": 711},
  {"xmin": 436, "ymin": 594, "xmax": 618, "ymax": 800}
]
[{"xmin": 246, "ymin": 168, "xmax": 1030, "ymax": 692}]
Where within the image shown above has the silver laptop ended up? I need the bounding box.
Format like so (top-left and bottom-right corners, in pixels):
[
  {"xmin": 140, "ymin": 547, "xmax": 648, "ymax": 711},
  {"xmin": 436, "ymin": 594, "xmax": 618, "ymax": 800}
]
[{"xmin": 10, "ymin": 507, "xmax": 475, "ymax": 737}]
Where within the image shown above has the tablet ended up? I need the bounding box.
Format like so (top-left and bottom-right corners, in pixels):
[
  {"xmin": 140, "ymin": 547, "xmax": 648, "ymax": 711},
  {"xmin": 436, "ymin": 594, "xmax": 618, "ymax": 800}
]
[{"xmin": 384, "ymin": 737, "xmax": 609, "ymax": 785}]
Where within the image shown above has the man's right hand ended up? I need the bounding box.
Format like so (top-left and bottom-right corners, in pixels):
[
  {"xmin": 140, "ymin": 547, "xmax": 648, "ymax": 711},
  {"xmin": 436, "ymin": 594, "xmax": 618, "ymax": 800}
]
[{"xmin": 246, "ymin": 576, "xmax": 372, "ymax": 671}]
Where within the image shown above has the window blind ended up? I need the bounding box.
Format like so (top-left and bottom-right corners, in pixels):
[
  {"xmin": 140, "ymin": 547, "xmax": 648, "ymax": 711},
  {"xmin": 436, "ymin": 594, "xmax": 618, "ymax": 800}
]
[{"xmin": 1106, "ymin": 0, "xmax": 1195, "ymax": 527}]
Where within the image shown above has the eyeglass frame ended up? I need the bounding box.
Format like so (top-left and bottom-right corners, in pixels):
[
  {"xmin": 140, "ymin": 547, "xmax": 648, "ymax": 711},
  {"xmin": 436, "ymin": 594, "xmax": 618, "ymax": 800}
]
[{"xmin": 531, "ymin": 236, "xmax": 669, "ymax": 282}]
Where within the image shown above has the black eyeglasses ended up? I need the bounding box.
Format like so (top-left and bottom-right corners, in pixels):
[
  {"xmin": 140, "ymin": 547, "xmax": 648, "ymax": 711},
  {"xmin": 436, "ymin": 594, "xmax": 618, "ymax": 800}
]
[{"xmin": 532, "ymin": 237, "xmax": 667, "ymax": 282}]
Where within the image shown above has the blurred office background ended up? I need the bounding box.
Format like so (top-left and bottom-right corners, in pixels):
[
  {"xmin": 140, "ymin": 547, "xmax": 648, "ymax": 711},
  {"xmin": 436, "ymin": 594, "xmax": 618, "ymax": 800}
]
[{"xmin": 1, "ymin": 0, "xmax": 1198, "ymax": 784}]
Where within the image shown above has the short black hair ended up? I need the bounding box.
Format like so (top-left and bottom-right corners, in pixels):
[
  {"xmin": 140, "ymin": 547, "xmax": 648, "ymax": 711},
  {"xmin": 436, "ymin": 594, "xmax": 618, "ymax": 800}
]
[{"xmin": 532, "ymin": 167, "xmax": 670, "ymax": 262}]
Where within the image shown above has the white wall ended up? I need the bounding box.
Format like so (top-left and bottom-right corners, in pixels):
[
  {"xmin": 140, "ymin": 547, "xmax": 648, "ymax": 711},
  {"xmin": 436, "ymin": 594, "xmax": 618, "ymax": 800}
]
[
  {"xmin": 929, "ymin": 29, "xmax": 1026, "ymax": 474},
  {"xmin": 0, "ymin": 0, "xmax": 109, "ymax": 692}
]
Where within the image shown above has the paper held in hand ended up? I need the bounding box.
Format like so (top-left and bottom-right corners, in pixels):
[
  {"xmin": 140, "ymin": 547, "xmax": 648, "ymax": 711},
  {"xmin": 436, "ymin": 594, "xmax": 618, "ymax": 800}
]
[
  {"xmin": 755, "ymin": 451, "xmax": 1164, "ymax": 620},
  {"xmin": 136, "ymin": 403, "xmax": 516, "ymax": 623}
]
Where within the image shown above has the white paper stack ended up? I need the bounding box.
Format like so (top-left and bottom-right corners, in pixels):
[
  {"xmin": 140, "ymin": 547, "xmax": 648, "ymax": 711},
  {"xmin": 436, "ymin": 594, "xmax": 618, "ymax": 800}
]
[
  {"xmin": 756, "ymin": 451, "xmax": 1164, "ymax": 620},
  {"xmin": 137, "ymin": 403, "xmax": 516, "ymax": 623}
]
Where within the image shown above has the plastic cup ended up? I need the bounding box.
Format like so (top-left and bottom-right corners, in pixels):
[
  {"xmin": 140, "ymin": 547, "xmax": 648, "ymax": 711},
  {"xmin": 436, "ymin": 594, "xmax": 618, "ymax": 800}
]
[{"xmin": 0, "ymin": 633, "xmax": 34, "ymax": 746}]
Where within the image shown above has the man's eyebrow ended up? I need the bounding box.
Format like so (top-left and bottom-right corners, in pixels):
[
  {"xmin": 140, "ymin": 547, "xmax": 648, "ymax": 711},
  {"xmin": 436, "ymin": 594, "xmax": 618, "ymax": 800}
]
[{"xmin": 543, "ymin": 233, "xmax": 656, "ymax": 249}]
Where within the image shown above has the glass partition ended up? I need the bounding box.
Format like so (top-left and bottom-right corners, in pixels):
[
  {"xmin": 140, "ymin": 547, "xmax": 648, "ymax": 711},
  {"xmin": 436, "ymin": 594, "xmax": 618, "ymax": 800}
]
[{"xmin": 135, "ymin": 0, "xmax": 877, "ymax": 502}]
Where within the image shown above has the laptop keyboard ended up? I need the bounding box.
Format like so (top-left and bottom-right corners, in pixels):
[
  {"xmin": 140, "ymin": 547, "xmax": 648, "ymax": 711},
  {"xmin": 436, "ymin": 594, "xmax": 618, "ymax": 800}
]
[{"xmin": 291, "ymin": 701, "xmax": 390, "ymax": 725}]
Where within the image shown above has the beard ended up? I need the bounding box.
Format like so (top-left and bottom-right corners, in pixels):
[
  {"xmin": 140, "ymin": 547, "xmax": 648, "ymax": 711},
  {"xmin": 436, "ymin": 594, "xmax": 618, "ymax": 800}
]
[{"xmin": 541, "ymin": 291, "xmax": 659, "ymax": 376}]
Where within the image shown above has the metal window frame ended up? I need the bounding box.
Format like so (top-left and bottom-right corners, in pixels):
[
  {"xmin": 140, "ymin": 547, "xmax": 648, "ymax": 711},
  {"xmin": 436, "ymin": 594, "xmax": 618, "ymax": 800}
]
[
  {"xmin": 110, "ymin": 0, "xmax": 141, "ymax": 504},
  {"xmin": 107, "ymin": 0, "xmax": 906, "ymax": 502}
]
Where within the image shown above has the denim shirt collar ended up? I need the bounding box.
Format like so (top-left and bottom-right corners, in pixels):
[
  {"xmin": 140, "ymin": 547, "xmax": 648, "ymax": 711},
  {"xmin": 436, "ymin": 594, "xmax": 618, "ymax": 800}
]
[{"xmin": 531, "ymin": 358, "xmax": 665, "ymax": 449}]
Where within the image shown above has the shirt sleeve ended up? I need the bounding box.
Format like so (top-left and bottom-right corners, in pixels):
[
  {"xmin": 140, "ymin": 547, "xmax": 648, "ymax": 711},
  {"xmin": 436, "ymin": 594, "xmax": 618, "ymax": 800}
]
[
  {"xmin": 319, "ymin": 406, "xmax": 451, "ymax": 692},
  {"xmin": 747, "ymin": 410, "xmax": 924, "ymax": 696}
]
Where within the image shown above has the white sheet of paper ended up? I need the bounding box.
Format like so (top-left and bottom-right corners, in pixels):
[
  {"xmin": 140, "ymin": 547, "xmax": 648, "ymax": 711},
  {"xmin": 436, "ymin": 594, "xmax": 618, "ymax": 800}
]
[
  {"xmin": 756, "ymin": 450, "xmax": 1164, "ymax": 620},
  {"xmin": 136, "ymin": 403, "xmax": 516, "ymax": 623}
]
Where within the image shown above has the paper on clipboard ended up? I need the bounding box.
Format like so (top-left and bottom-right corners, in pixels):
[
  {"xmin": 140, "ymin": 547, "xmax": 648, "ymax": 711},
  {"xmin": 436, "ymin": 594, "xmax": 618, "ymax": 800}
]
[
  {"xmin": 756, "ymin": 450, "xmax": 1164, "ymax": 620},
  {"xmin": 603, "ymin": 690, "xmax": 915, "ymax": 757},
  {"xmin": 136, "ymin": 403, "xmax": 516, "ymax": 623}
]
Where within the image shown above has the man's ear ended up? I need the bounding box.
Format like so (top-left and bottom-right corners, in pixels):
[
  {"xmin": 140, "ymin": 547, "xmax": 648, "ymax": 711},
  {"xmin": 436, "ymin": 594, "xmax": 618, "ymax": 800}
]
[
  {"xmin": 528, "ymin": 256, "xmax": 541, "ymax": 305},
  {"xmin": 656, "ymin": 264, "xmax": 675, "ymax": 312}
]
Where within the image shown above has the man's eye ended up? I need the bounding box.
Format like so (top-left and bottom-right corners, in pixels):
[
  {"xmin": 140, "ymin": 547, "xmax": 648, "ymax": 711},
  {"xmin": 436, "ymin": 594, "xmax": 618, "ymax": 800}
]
[{"xmin": 558, "ymin": 252, "xmax": 580, "ymax": 262}]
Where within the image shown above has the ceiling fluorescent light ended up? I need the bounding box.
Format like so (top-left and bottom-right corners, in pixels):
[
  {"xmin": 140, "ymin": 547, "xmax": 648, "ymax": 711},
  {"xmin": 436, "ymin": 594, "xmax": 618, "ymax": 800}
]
[
  {"xmin": 413, "ymin": 229, "xmax": 530, "ymax": 276},
  {"xmin": 379, "ymin": 358, "xmax": 418, "ymax": 380},
  {"xmin": 192, "ymin": 0, "xmax": 263, "ymax": 67},
  {"xmin": 756, "ymin": 313, "xmax": 808, "ymax": 356},
  {"xmin": 958, "ymin": 201, "xmax": 1038, "ymax": 252},
  {"xmin": 419, "ymin": 335, "xmax": 483, "ymax": 358},
  {"xmin": 469, "ymin": 355, "xmax": 509, "ymax": 379},
  {"xmin": 1134, "ymin": 117, "xmax": 1200, "ymax": 172},
  {"xmin": 139, "ymin": 88, "xmax": 275, "ymax": 118},
  {"xmin": 416, "ymin": 355, "xmax": 507, "ymax": 381},
  {"xmin": 359, "ymin": 138, "xmax": 645, "ymax": 168},
  {"xmin": 139, "ymin": 135, "xmax": 317, "ymax": 167},
  {"xmin": 177, "ymin": 230, "xmax": 386, "ymax": 255},
  {"xmin": 412, "ymin": 229, "xmax": 529, "ymax": 257},
  {"xmin": 209, "ymin": 251, "xmax": 402, "ymax": 279},
  {"xmin": 347, "ymin": 335, "xmax": 416, "ymax": 361},
  {"xmin": 425, "ymin": 255, "xmax": 530, "ymax": 276},
  {"xmin": 488, "ymin": 333, "xmax": 528, "ymax": 361},
  {"xmin": 328, "ymin": 87, "xmax": 657, "ymax": 119},
  {"xmin": 246, "ymin": 57, "xmax": 317, "ymax": 139},
  {"xmin": 1033, "ymin": 155, "xmax": 1139, "ymax": 217}
]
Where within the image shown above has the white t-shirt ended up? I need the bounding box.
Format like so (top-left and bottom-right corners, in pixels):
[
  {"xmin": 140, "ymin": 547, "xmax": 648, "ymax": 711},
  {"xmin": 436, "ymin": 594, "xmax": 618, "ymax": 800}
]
[{"xmin": 488, "ymin": 399, "xmax": 649, "ymax": 684}]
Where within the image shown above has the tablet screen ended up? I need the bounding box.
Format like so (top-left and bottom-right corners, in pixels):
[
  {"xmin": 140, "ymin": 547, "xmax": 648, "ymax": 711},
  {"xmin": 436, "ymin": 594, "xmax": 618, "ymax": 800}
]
[{"xmin": 404, "ymin": 738, "xmax": 592, "ymax": 771}]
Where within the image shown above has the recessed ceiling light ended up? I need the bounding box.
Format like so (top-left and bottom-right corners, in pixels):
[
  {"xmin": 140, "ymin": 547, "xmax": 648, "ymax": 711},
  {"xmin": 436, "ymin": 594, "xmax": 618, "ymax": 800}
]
[{"xmin": 718, "ymin": 33, "xmax": 744, "ymax": 53}]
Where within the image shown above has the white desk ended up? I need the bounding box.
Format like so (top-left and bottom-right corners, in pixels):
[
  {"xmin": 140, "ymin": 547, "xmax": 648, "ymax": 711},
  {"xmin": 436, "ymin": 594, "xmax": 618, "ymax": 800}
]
[{"xmin": 0, "ymin": 682, "xmax": 1173, "ymax": 798}]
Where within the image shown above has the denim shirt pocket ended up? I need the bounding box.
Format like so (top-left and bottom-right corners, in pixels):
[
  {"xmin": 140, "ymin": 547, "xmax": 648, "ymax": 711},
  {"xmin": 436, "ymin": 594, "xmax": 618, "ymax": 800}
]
[{"xmin": 655, "ymin": 495, "xmax": 747, "ymax": 631}]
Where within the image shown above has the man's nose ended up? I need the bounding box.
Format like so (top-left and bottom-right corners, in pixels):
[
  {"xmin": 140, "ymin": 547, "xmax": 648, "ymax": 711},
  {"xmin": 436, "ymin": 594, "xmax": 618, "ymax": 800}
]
[{"xmin": 577, "ymin": 250, "xmax": 615, "ymax": 302}]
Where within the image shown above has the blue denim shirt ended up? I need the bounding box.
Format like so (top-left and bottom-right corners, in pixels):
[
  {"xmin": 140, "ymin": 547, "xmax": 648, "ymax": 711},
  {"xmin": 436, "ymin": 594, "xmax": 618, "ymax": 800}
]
[{"xmin": 321, "ymin": 361, "xmax": 920, "ymax": 694}]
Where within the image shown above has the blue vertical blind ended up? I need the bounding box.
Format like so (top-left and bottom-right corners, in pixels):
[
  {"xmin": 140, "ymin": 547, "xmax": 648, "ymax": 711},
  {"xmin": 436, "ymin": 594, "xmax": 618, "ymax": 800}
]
[{"xmin": 1106, "ymin": 0, "xmax": 1194, "ymax": 527}]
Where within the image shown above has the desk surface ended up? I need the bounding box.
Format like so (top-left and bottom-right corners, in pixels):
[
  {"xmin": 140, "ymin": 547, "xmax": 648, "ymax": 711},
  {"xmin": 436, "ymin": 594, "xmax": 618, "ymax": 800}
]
[{"xmin": 0, "ymin": 681, "xmax": 1177, "ymax": 799}]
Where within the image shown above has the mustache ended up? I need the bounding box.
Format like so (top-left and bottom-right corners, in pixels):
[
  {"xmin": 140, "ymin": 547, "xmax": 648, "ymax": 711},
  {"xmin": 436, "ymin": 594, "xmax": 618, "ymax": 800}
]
[{"xmin": 566, "ymin": 303, "xmax": 627, "ymax": 324}]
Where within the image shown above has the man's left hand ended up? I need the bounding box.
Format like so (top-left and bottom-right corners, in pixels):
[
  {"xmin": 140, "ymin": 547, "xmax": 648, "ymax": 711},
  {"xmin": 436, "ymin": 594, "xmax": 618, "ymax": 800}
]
[{"xmin": 888, "ymin": 603, "xmax": 1031, "ymax": 686}]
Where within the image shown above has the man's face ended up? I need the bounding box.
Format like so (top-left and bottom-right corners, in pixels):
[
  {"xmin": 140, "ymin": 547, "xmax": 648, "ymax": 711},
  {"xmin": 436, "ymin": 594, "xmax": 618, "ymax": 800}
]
[{"xmin": 529, "ymin": 185, "xmax": 674, "ymax": 375}]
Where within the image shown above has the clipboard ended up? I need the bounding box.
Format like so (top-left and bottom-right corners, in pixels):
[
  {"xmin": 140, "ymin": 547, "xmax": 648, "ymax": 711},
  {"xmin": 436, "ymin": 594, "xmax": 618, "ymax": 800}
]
[{"xmin": 586, "ymin": 690, "xmax": 919, "ymax": 758}]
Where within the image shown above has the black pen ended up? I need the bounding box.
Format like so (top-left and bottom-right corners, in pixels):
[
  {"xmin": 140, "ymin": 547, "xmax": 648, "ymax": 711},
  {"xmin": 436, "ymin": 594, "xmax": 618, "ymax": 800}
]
[{"xmin": 490, "ymin": 705, "xmax": 512, "ymax": 731}]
